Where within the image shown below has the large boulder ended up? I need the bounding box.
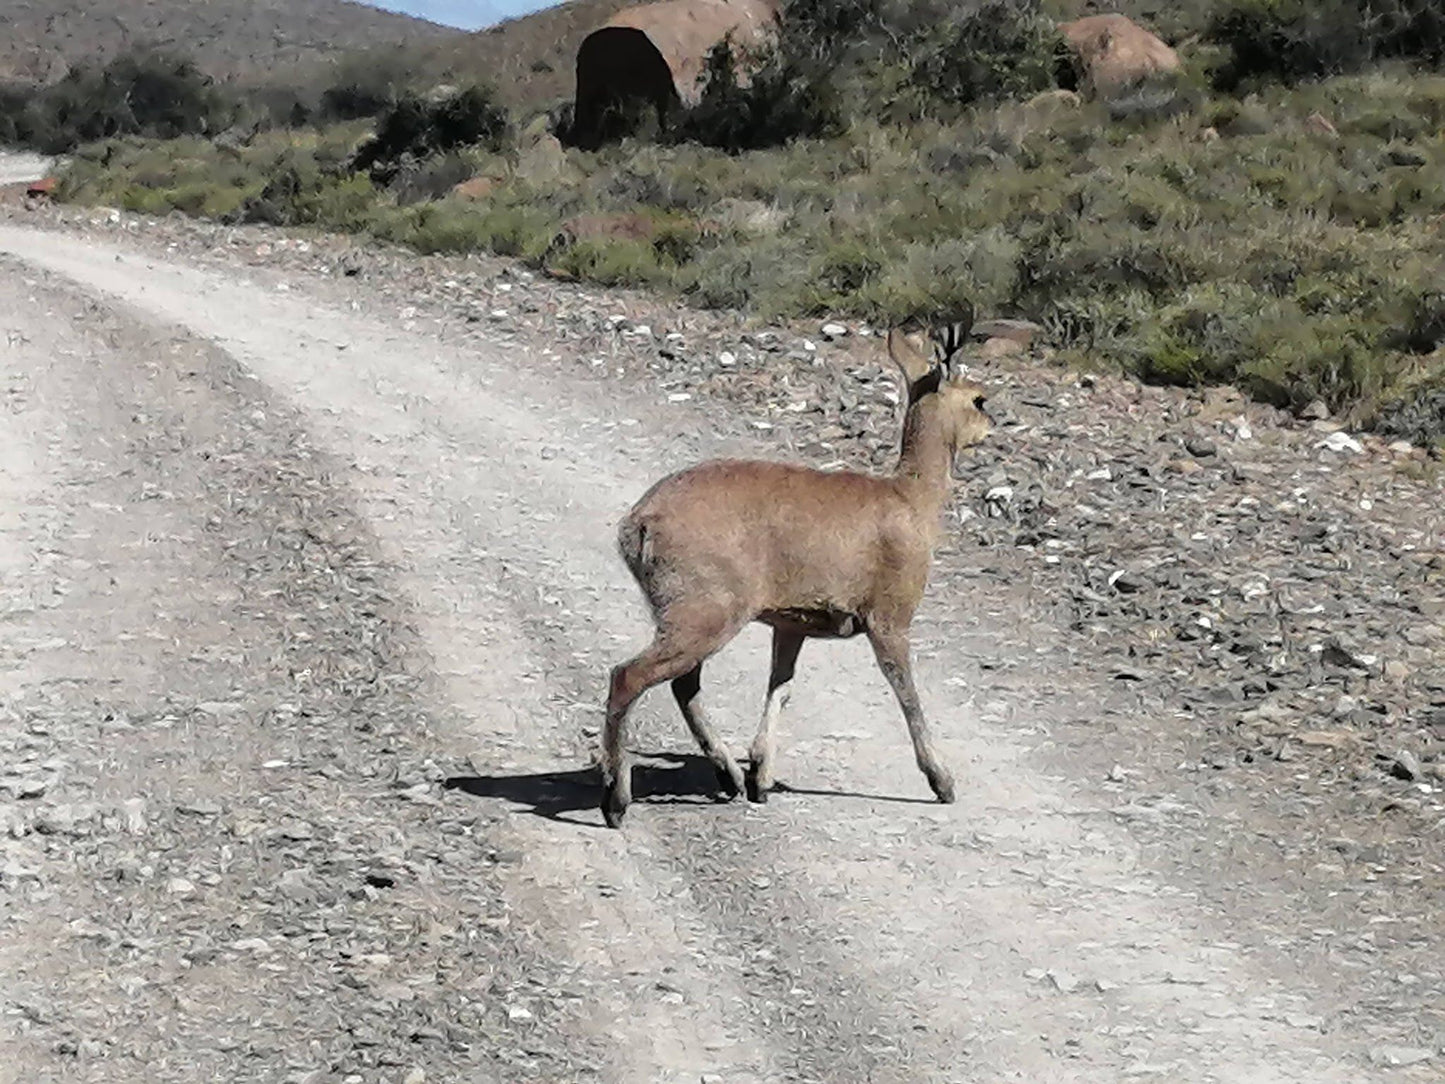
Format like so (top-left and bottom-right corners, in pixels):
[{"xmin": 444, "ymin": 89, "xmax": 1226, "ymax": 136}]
[
  {"xmin": 1059, "ymin": 14, "xmax": 1180, "ymax": 99},
  {"xmin": 571, "ymin": 0, "xmax": 778, "ymax": 147}
]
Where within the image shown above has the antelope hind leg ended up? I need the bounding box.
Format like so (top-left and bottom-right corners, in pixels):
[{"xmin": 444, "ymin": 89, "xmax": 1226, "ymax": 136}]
[{"xmin": 672, "ymin": 664, "xmax": 747, "ymax": 799}]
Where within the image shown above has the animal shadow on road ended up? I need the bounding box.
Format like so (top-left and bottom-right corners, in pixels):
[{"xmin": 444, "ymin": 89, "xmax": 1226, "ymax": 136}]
[
  {"xmin": 444, "ymin": 752, "xmax": 723, "ymax": 827},
  {"xmin": 444, "ymin": 752, "xmax": 937, "ymax": 828}
]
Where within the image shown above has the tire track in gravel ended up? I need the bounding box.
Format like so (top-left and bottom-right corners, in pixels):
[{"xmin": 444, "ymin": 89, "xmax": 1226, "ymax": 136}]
[
  {"xmin": 0, "ymin": 224, "xmax": 1412, "ymax": 1082},
  {"xmin": 0, "ymin": 235, "xmax": 789, "ymax": 1084},
  {"xmin": 0, "ymin": 259, "xmax": 596, "ymax": 1082}
]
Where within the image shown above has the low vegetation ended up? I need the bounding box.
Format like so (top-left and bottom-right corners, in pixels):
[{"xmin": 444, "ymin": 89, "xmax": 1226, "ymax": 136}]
[
  {"xmin": 0, "ymin": 50, "xmax": 238, "ymax": 153},
  {"xmin": 34, "ymin": 0, "xmax": 1445, "ymax": 439},
  {"xmin": 1207, "ymin": 0, "xmax": 1445, "ymax": 91}
]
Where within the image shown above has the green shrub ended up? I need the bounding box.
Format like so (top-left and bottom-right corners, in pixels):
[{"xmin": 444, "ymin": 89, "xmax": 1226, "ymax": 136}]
[
  {"xmin": 470, "ymin": 204, "xmax": 557, "ymax": 259},
  {"xmin": 307, "ymin": 174, "xmax": 382, "ymax": 231},
  {"xmin": 398, "ymin": 203, "xmax": 495, "ymax": 255},
  {"xmin": 117, "ymin": 184, "xmax": 177, "ymax": 216},
  {"xmin": 318, "ymin": 51, "xmax": 417, "ymax": 120},
  {"xmin": 1239, "ymin": 310, "xmax": 1383, "ymax": 409},
  {"xmin": 680, "ymin": 234, "xmax": 814, "ymax": 313},
  {"xmin": 607, "ymin": 0, "xmax": 1069, "ymax": 150},
  {"xmin": 199, "ymin": 185, "xmax": 254, "ymax": 219},
  {"xmin": 863, "ymin": 234, "xmax": 1015, "ymax": 320},
  {"xmin": 392, "ymin": 153, "xmax": 476, "ymax": 205},
  {"xmin": 352, "ymin": 86, "xmax": 511, "ymax": 185},
  {"xmin": 816, "ymin": 239, "xmax": 882, "ymax": 295},
  {"xmin": 550, "ymin": 237, "xmax": 670, "ymax": 286},
  {"xmin": 1208, "ymin": 0, "xmax": 1445, "ymax": 91},
  {"xmin": 236, "ymin": 165, "xmax": 322, "ymax": 226},
  {"xmin": 1374, "ymin": 378, "xmax": 1445, "ymax": 445},
  {"xmin": 5, "ymin": 48, "xmax": 235, "ymax": 153},
  {"xmin": 163, "ymin": 181, "xmax": 220, "ymax": 216},
  {"xmin": 672, "ymin": 41, "xmax": 842, "ymax": 151},
  {"xmin": 907, "ymin": 0, "xmax": 1063, "ymax": 112},
  {"xmin": 1390, "ymin": 290, "xmax": 1445, "ymax": 354},
  {"xmin": 1129, "ymin": 282, "xmax": 1260, "ymax": 386}
]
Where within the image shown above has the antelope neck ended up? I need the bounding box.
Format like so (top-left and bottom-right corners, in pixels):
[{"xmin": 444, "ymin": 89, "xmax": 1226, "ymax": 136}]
[{"xmin": 893, "ymin": 396, "xmax": 953, "ymax": 508}]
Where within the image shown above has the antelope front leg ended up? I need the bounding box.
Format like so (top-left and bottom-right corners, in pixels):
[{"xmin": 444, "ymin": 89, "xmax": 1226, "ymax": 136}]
[
  {"xmin": 866, "ymin": 627, "xmax": 956, "ymax": 803},
  {"xmin": 747, "ymin": 628, "xmax": 804, "ymax": 803}
]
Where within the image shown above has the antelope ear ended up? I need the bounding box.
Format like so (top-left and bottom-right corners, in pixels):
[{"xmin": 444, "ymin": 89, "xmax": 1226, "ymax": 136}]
[{"xmin": 887, "ymin": 322, "xmax": 938, "ymax": 386}]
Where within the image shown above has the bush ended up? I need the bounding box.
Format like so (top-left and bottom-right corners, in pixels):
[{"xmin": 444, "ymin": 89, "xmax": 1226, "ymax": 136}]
[
  {"xmin": 397, "ymin": 203, "xmax": 499, "ymax": 255},
  {"xmin": 238, "ymin": 165, "xmax": 321, "ymax": 226},
  {"xmin": 1374, "ymin": 379, "xmax": 1445, "ymax": 445},
  {"xmin": 351, "ymin": 86, "xmax": 510, "ymax": 185},
  {"xmin": 391, "ymin": 153, "xmax": 477, "ymax": 204},
  {"xmin": 672, "ymin": 41, "xmax": 842, "ymax": 151},
  {"xmin": 247, "ymin": 85, "xmax": 315, "ymax": 129},
  {"xmin": 5, "ymin": 49, "xmax": 235, "ymax": 153},
  {"xmin": 608, "ymin": 0, "xmax": 1066, "ymax": 149},
  {"xmin": 907, "ymin": 0, "xmax": 1063, "ymax": 112},
  {"xmin": 1208, "ymin": 0, "xmax": 1445, "ymax": 91},
  {"xmin": 779, "ymin": 0, "xmax": 1064, "ymax": 122},
  {"xmin": 0, "ymin": 85, "xmax": 29, "ymax": 144},
  {"xmin": 318, "ymin": 51, "xmax": 417, "ymax": 121},
  {"xmin": 550, "ymin": 236, "xmax": 671, "ymax": 287}
]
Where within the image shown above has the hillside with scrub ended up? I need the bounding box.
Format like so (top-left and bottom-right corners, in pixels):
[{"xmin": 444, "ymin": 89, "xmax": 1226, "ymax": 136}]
[
  {"xmin": 0, "ymin": 0, "xmax": 458, "ymax": 85},
  {"xmin": 37, "ymin": 0, "xmax": 1445, "ymax": 442}
]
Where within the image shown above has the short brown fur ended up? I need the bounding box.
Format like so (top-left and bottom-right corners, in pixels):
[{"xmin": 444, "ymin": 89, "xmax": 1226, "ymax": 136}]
[{"xmin": 601, "ymin": 316, "xmax": 991, "ymax": 827}]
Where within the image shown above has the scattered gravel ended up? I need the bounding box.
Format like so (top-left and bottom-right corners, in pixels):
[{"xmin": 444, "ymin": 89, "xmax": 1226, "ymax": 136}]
[{"xmin": 3, "ymin": 199, "xmax": 1442, "ymax": 1080}]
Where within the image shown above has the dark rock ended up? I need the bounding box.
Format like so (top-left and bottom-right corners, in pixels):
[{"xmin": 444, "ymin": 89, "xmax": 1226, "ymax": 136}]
[
  {"xmin": 1108, "ymin": 569, "xmax": 1146, "ymax": 594},
  {"xmin": 1386, "ymin": 147, "xmax": 1428, "ymax": 168},
  {"xmin": 1383, "ymin": 749, "xmax": 1423, "ymax": 782},
  {"xmin": 1320, "ymin": 638, "xmax": 1372, "ymax": 671}
]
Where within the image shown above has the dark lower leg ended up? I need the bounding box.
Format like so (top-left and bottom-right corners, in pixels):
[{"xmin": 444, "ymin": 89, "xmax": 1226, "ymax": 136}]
[
  {"xmin": 600, "ymin": 605, "xmax": 745, "ymax": 826},
  {"xmin": 672, "ymin": 665, "xmax": 746, "ymax": 799},
  {"xmin": 601, "ymin": 662, "xmax": 641, "ymax": 828},
  {"xmin": 601, "ymin": 646, "xmax": 696, "ymax": 827}
]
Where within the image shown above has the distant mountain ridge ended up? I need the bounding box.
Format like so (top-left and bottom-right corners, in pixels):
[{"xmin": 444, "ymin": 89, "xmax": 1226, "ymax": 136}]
[{"xmin": 0, "ymin": 0, "xmax": 463, "ymax": 85}]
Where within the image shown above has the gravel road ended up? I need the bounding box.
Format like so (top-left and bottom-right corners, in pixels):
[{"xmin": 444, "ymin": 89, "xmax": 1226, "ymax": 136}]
[{"xmin": 0, "ymin": 217, "xmax": 1440, "ymax": 1083}]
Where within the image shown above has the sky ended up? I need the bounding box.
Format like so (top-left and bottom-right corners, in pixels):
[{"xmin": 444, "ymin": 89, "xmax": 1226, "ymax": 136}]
[{"xmin": 360, "ymin": 0, "xmax": 555, "ymax": 30}]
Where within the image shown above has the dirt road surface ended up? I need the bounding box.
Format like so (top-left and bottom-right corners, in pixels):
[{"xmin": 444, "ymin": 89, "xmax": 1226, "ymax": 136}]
[{"xmin": 0, "ymin": 219, "xmax": 1440, "ymax": 1083}]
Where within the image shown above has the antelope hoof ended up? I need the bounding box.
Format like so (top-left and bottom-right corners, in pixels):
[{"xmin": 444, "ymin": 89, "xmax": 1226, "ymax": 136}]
[
  {"xmin": 744, "ymin": 766, "xmax": 771, "ymax": 804},
  {"xmin": 601, "ymin": 784, "xmax": 629, "ymax": 828},
  {"xmin": 928, "ymin": 769, "xmax": 956, "ymax": 804},
  {"xmin": 714, "ymin": 763, "xmax": 745, "ymax": 801}
]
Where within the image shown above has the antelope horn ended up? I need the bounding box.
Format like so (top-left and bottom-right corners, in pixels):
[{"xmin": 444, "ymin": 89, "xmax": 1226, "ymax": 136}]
[{"xmin": 930, "ymin": 301, "xmax": 975, "ymax": 373}]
